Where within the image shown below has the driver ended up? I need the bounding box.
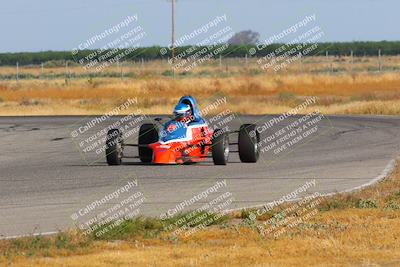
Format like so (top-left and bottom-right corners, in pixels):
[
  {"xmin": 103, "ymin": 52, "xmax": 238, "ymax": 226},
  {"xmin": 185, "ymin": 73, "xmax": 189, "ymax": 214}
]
[{"xmin": 173, "ymin": 103, "xmax": 193, "ymax": 123}]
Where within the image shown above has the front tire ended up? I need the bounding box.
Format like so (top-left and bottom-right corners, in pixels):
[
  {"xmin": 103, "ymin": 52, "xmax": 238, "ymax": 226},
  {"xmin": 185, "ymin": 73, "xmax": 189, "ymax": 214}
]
[
  {"xmin": 106, "ymin": 129, "xmax": 123, "ymax": 165},
  {"xmin": 238, "ymin": 124, "xmax": 259, "ymax": 163},
  {"xmin": 212, "ymin": 129, "xmax": 229, "ymax": 165},
  {"xmin": 138, "ymin": 123, "xmax": 159, "ymax": 163}
]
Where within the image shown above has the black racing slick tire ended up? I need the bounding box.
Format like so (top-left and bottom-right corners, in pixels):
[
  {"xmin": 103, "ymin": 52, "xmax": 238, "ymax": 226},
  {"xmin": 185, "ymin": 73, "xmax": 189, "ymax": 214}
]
[
  {"xmin": 212, "ymin": 129, "xmax": 229, "ymax": 165},
  {"xmin": 106, "ymin": 129, "xmax": 123, "ymax": 165},
  {"xmin": 138, "ymin": 123, "xmax": 159, "ymax": 163},
  {"xmin": 238, "ymin": 124, "xmax": 260, "ymax": 163}
]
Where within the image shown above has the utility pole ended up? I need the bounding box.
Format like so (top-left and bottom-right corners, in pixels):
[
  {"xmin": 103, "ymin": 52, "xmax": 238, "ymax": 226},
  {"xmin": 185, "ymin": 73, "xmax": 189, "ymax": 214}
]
[
  {"xmin": 117, "ymin": 59, "xmax": 122, "ymax": 80},
  {"xmin": 378, "ymin": 49, "xmax": 382, "ymax": 72},
  {"xmin": 299, "ymin": 52, "xmax": 303, "ymax": 73},
  {"xmin": 326, "ymin": 51, "xmax": 331, "ymax": 73},
  {"xmin": 171, "ymin": 0, "xmax": 176, "ymax": 65},
  {"xmin": 350, "ymin": 50, "xmax": 353, "ymax": 72},
  {"xmin": 65, "ymin": 61, "xmax": 69, "ymax": 84},
  {"xmin": 16, "ymin": 62, "xmax": 19, "ymax": 83},
  {"xmin": 326, "ymin": 51, "xmax": 335, "ymax": 73}
]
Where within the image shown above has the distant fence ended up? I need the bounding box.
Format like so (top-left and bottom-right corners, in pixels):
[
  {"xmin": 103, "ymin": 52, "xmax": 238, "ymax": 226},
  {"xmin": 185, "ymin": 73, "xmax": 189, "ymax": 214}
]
[
  {"xmin": 4, "ymin": 52, "xmax": 399, "ymax": 83},
  {"xmin": 1, "ymin": 42, "xmax": 400, "ymax": 66}
]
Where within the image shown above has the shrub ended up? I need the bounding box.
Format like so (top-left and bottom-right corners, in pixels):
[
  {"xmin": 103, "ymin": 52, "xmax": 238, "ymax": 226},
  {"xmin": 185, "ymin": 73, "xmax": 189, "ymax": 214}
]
[
  {"xmin": 278, "ymin": 91, "xmax": 296, "ymax": 102},
  {"xmin": 356, "ymin": 199, "xmax": 378, "ymax": 209},
  {"xmin": 385, "ymin": 200, "xmax": 399, "ymax": 210},
  {"xmin": 162, "ymin": 70, "xmax": 174, "ymax": 76}
]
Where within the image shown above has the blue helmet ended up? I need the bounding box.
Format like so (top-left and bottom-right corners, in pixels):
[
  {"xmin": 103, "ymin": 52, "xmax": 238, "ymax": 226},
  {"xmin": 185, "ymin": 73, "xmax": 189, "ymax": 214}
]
[{"xmin": 173, "ymin": 103, "xmax": 192, "ymax": 120}]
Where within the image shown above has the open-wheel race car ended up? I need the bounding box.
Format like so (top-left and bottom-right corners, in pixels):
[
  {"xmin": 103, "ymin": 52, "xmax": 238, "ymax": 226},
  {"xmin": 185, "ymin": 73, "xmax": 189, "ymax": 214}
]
[{"xmin": 105, "ymin": 96, "xmax": 260, "ymax": 165}]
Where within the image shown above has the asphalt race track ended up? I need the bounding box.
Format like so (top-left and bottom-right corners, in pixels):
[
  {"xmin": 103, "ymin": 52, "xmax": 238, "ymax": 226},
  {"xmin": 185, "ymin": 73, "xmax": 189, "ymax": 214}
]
[{"xmin": 1, "ymin": 115, "xmax": 400, "ymax": 238}]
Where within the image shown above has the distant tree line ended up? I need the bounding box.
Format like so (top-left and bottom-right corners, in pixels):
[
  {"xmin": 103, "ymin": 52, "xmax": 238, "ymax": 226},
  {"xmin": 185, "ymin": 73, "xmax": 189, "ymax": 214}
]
[{"xmin": 0, "ymin": 41, "xmax": 399, "ymax": 66}]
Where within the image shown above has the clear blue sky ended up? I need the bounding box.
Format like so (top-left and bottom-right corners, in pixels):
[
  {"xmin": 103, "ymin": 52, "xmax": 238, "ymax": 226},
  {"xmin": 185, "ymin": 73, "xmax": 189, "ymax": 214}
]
[{"xmin": 0, "ymin": 0, "xmax": 398, "ymax": 53}]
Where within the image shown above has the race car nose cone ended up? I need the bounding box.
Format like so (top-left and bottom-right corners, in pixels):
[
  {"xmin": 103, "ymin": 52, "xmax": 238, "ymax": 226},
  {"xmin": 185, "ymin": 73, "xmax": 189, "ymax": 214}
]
[{"xmin": 152, "ymin": 146, "xmax": 177, "ymax": 164}]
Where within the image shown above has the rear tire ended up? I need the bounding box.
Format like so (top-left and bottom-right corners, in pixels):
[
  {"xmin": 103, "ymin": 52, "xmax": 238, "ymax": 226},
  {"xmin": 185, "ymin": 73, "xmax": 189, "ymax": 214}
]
[
  {"xmin": 238, "ymin": 124, "xmax": 259, "ymax": 163},
  {"xmin": 138, "ymin": 123, "xmax": 159, "ymax": 163},
  {"xmin": 106, "ymin": 129, "xmax": 123, "ymax": 165},
  {"xmin": 212, "ymin": 129, "xmax": 229, "ymax": 165}
]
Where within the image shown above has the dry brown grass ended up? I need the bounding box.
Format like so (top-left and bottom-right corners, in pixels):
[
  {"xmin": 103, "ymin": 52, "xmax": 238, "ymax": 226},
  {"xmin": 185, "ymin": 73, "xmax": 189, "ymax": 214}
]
[
  {"xmin": 1, "ymin": 70, "xmax": 400, "ymax": 116},
  {"xmin": 2, "ymin": 161, "xmax": 400, "ymax": 267},
  {"xmin": 1, "ymin": 55, "xmax": 400, "ymax": 116},
  {"xmin": 6, "ymin": 217, "xmax": 400, "ymax": 267},
  {"xmin": 4, "ymin": 55, "xmax": 400, "ymax": 75}
]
